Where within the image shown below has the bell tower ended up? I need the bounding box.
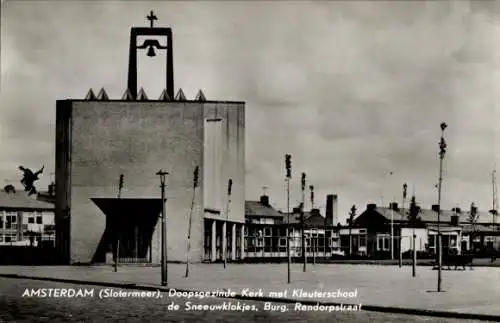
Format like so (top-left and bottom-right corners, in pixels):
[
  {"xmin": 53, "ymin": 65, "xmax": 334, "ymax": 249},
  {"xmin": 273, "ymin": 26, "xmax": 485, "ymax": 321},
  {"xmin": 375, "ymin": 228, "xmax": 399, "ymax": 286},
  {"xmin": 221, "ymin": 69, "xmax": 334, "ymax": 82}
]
[
  {"xmin": 127, "ymin": 11, "xmax": 174, "ymax": 100},
  {"xmin": 55, "ymin": 12, "xmax": 246, "ymax": 265}
]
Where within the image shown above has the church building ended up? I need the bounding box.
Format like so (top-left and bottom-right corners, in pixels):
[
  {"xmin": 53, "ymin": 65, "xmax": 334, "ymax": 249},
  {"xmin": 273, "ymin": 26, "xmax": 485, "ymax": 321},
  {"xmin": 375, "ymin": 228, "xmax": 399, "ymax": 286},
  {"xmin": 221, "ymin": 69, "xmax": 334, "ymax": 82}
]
[{"xmin": 54, "ymin": 12, "xmax": 245, "ymax": 265}]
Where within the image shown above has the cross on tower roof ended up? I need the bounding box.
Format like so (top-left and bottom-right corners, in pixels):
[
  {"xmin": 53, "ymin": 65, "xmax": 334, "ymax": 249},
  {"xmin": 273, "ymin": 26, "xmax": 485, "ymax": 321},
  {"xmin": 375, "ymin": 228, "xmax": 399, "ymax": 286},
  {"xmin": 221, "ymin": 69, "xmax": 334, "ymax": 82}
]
[{"xmin": 146, "ymin": 10, "xmax": 158, "ymax": 28}]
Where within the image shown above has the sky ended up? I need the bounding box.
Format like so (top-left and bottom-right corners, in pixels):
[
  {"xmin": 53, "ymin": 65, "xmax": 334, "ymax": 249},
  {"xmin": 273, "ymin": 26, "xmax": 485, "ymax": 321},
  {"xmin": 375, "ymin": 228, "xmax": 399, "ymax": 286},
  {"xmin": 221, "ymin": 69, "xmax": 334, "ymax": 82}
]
[{"xmin": 1, "ymin": 1, "xmax": 500, "ymax": 223}]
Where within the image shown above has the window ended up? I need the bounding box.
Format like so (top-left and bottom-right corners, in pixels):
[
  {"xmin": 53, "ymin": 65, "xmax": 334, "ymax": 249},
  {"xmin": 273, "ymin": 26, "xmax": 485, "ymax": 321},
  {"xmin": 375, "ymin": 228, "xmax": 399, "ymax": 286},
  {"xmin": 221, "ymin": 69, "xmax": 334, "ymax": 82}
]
[
  {"xmin": 28, "ymin": 217, "xmax": 35, "ymax": 224},
  {"xmin": 4, "ymin": 234, "xmax": 15, "ymax": 243},
  {"xmin": 359, "ymin": 235, "xmax": 366, "ymax": 247},
  {"xmin": 44, "ymin": 224, "xmax": 55, "ymax": 232},
  {"xmin": 36, "ymin": 216, "xmax": 43, "ymax": 224},
  {"xmin": 5, "ymin": 215, "xmax": 16, "ymax": 229},
  {"xmin": 249, "ymin": 227, "xmax": 258, "ymax": 237},
  {"xmin": 264, "ymin": 227, "xmax": 272, "ymax": 237},
  {"xmin": 279, "ymin": 238, "xmax": 287, "ymax": 247},
  {"xmin": 377, "ymin": 235, "xmax": 390, "ymax": 251},
  {"xmin": 261, "ymin": 218, "xmax": 274, "ymax": 225},
  {"xmin": 428, "ymin": 235, "xmax": 435, "ymax": 249},
  {"xmin": 264, "ymin": 237, "xmax": 272, "ymax": 252},
  {"xmin": 0, "ymin": 217, "xmax": 3, "ymax": 229}
]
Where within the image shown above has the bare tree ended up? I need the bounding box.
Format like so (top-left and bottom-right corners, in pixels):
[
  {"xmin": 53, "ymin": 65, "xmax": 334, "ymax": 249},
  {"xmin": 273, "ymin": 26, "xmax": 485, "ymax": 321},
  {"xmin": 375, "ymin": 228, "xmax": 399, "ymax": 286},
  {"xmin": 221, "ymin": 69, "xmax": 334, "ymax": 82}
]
[
  {"xmin": 348, "ymin": 205, "xmax": 356, "ymax": 256},
  {"xmin": 408, "ymin": 195, "xmax": 421, "ymax": 277},
  {"xmin": 468, "ymin": 202, "xmax": 479, "ymax": 252}
]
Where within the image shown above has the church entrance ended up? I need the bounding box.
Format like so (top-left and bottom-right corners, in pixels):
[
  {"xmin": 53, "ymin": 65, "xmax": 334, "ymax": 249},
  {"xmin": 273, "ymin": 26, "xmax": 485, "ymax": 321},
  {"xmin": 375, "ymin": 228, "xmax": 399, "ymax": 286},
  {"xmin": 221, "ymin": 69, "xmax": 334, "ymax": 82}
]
[{"xmin": 91, "ymin": 198, "xmax": 163, "ymax": 264}]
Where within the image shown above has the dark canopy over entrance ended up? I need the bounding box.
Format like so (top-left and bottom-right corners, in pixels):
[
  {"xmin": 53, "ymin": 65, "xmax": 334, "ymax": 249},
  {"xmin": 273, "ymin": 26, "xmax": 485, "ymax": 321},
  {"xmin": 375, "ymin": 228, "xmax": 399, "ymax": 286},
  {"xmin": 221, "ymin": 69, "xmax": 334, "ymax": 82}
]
[{"xmin": 91, "ymin": 198, "xmax": 164, "ymax": 263}]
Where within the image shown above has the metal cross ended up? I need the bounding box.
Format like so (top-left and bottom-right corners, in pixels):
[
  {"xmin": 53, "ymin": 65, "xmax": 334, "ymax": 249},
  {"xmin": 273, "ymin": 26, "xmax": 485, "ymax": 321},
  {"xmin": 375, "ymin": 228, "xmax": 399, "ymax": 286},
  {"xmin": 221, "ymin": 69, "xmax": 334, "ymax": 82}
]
[{"xmin": 146, "ymin": 10, "xmax": 158, "ymax": 28}]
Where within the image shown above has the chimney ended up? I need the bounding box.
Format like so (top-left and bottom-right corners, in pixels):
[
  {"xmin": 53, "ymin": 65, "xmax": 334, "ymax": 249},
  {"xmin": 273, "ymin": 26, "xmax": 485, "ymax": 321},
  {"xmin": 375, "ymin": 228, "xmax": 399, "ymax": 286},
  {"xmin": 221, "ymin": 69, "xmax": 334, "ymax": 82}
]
[
  {"xmin": 451, "ymin": 214, "xmax": 460, "ymax": 226},
  {"xmin": 367, "ymin": 203, "xmax": 377, "ymax": 210},
  {"xmin": 259, "ymin": 195, "xmax": 270, "ymax": 207},
  {"xmin": 389, "ymin": 202, "xmax": 399, "ymax": 211},
  {"xmin": 326, "ymin": 194, "xmax": 338, "ymax": 227},
  {"xmin": 431, "ymin": 205, "xmax": 440, "ymax": 212}
]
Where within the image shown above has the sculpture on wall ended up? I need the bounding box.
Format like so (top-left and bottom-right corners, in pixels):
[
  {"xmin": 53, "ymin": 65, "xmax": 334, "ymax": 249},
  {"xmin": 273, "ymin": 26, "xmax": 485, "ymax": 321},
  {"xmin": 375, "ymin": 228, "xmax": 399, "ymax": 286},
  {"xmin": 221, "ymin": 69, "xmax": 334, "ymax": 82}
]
[{"xmin": 19, "ymin": 165, "xmax": 44, "ymax": 195}]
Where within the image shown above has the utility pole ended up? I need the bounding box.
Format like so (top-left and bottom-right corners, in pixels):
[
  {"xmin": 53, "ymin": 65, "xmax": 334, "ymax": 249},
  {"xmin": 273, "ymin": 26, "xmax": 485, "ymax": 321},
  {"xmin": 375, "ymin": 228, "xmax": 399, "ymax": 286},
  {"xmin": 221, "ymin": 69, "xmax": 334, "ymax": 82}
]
[
  {"xmin": 389, "ymin": 172, "xmax": 394, "ymax": 261},
  {"xmin": 391, "ymin": 201, "xmax": 395, "ymax": 260},
  {"xmin": 437, "ymin": 122, "xmax": 447, "ymax": 292},
  {"xmin": 185, "ymin": 166, "xmax": 199, "ymax": 278},
  {"xmin": 285, "ymin": 154, "xmax": 292, "ymax": 284},
  {"xmin": 301, "ymin": 173, "xmax": 307, "ymax": 272},
  {"xmin": 223, "ymin": 179, "xmax": 233, "ymax": 269},
  {"xmin": 114, "ymin": 174, "xmax": 124, "ymax": 272},
  {"xmin": 156, "ymin": 170, "xmax": 169, "ymax": 287}
]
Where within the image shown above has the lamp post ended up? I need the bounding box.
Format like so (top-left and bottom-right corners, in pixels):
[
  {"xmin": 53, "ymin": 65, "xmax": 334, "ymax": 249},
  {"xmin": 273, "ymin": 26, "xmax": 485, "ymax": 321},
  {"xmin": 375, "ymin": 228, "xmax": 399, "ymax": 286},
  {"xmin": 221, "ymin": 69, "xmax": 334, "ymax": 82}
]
[
  {"xmin": 285, "ymin": 154, "xmax": 292, "ymax": 284},
  {"xmin": 156, "ymin": 170, "xmax": 169, "ymax": 286},
  {"xmin": 114, "ymin": 174, "xmax": 124, "ymax": 273},
  {"xmin": 437, "ymin": 122, "xmax": 447, "ymax": 292},
  {"xmin": 185, "ymin": 166, "xmax": 199, "ymax": 278},
  {"xmin": 309, "ymin": 185, "xmax": 316, "ymax": 265},
  {"xmin": 223, "ymin": 179, "xmax": 233, "ymax": 269}
]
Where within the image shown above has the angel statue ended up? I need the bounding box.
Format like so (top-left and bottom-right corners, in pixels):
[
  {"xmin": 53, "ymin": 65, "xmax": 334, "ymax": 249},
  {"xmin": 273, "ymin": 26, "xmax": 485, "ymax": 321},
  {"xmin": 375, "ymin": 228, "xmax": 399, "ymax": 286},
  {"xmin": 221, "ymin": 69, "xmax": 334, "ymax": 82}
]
[{"xmin": 19, "ymin": 165, "xmax": 44, "ymax": 196}]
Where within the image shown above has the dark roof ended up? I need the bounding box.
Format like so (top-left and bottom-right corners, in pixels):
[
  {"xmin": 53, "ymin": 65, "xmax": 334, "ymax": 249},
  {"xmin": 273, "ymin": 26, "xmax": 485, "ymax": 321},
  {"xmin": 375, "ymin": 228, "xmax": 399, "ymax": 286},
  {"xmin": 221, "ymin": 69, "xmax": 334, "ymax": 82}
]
[
  {"xmin": 425, "ymin": 225, "xmax": 462, "ymax": 232},
  {"xmin": 461, "ymin": 224, "xmax": 500, "ymax": 233},
  {"xmin": 36, "ymin": 192, "xmax": 55, "ymax": 204},
  {"xmin": 0, "ymin": 191, "xmax": 54, "ymax": 211},
  {"xmin": 280, "ymin": 213, "xmax": 301, "ymax": 225},
  {"xmin": 364, "ymin": 206, "xmax": 495, "ymax": 225},
  {"xmin": 279, "ymin": 210, "xmax": 333, "ymax": 227},
  {"xmin": 245, "ymin": 201, "xmax": 283, "ymax": 218}
]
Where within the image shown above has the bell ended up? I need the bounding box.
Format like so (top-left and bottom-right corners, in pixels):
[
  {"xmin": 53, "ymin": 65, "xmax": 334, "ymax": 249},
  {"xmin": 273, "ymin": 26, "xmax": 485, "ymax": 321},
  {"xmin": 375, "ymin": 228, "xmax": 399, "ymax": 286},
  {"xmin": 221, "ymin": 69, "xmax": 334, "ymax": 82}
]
[{"xmin": 147, "ymin": 45, "xmax": 156, "ymax": 57}]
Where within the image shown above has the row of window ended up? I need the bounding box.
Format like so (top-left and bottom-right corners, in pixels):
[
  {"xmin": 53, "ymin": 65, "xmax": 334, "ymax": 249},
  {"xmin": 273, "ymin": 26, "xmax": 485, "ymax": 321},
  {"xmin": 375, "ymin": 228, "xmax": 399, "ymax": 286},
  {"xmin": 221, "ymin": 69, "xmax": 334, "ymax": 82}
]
[
  {"xmin": 0, "ymin": 234, "xmax": 55, "ymax": 243},
  {"xmin": 245, "ymin": 237, "xmax": 334, "ymax": 248},
  {"xmin": 245, "ymin": 227, "xmax": 332, "ymax": 238},
  {"xmin": 0, "ymin": 215, "xmax": 44, "ymax": 228}
]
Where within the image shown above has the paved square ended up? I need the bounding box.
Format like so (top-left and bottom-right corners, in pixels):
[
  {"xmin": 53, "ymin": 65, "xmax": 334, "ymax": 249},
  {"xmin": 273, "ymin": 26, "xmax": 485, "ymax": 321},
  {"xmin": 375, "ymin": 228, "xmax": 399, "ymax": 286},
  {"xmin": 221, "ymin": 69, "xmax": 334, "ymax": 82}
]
[{"xmin": 1, "ymin": 264, "xmax": 499, "ymax": 315}]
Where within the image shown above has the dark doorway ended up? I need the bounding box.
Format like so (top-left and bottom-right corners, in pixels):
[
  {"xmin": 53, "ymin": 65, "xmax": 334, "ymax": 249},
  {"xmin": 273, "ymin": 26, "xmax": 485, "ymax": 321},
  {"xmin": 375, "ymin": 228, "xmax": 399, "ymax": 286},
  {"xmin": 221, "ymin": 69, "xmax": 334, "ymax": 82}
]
[{"xmin": 91, "ymin": 198, "xmax": 164, "ymax": 263}]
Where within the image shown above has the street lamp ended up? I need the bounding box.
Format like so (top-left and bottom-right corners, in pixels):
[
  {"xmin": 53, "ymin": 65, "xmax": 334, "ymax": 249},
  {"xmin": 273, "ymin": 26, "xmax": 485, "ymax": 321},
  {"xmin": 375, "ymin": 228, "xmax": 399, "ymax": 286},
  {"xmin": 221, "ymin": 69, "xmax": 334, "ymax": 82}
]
[
  {"xmin": 285, "ymin": 154, "xmax": 292, "ymax": 284},
  {"xmin": 437, "ymin": 122, "xmax": 447, "ymax": 292},
  {"xmin": 156, "ymin": 170, "xmax": 169, "ymax": 286}
]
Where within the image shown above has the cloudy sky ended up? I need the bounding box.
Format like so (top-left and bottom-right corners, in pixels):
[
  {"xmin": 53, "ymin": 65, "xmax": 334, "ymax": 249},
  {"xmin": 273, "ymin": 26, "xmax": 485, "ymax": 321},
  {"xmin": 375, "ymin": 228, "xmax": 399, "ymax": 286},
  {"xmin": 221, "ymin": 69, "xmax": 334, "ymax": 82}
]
[{"xmin": 1, "ymin": 1, "xmax": 500, "ymax": 222}]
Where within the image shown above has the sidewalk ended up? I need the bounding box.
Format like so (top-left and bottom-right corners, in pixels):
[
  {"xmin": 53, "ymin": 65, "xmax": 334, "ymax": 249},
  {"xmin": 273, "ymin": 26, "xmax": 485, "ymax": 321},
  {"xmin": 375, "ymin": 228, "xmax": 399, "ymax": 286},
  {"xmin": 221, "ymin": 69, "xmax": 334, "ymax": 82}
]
[{"xmin": 1, "ymin": 264, "xmax": 499, "ymax": 318}]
